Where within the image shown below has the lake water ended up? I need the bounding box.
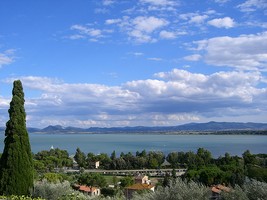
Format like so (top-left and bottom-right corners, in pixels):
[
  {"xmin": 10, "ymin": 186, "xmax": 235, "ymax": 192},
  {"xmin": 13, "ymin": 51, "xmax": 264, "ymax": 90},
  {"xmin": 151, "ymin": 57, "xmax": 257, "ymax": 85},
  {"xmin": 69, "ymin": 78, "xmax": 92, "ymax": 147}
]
[{"xmin": 0, "ymin": 133, "xmax": 266, "ymax": 158}]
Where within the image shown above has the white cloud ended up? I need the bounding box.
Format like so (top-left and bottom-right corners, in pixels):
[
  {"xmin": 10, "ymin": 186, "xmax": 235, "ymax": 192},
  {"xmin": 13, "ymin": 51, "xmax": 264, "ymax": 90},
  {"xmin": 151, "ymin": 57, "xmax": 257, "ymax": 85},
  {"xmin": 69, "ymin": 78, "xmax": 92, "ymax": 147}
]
[
  {"xmin": 192, "ymin": 31, "xmax": 267, "ymax": 70},
  {"xmin": 120, "ymin": 16, "xmax": 169, "ymax": 43},
  {"xmin": 2, "ymin": 68, "xmax": 267, "ymax": 127},
  {"xmin": 68, "ymin": 34, "xmax": 85, "ymax": 40},
  {"xmin": 69, "ymin": 24, "xmax": 112, "ymax": 42},
  {"xmin": 184, "ymin": 54, "xmax": 202, "ymax": 61},
  {"xmin": 214, "ymin": 0, "xmax": 229, "ymax": 4},
  {"xmin": 208, "ymin": 17, "xmax": 235, "ymax": 28},
  {"xmin": 147, "ymin": 57, "xmax": 163, "ymax": 61},
  {"xmin": 0, "ymin": 49, "xmax": 15, "ymax": 68},
  {"xmin": 159, "ymin": 30, "xmax": 177, "ymax": 39},
  {"xmin": 129, "ymin": 52, "xmax": 144, "ymax": 56},
  {"xmin": 71, "ymin": 25, "xmax": 102, "ymax": 37},
  {"xmin": 139, "ymin": 0, "xmax": 179, "ymax": 11},
  {"xmin": 237, "ymin": 0, "xmax": 267, "ymax": 12},
  {"xmin": 140, "ymin": 0, "xmax": 177, "ymax": 6},
  {"xmin": 103, "ymin": 0, "xmax": 115, "ymax": 6},
  {"xmin": 105, "ymin": 15, "xmax": 172, "ymax": 43},
  {"xmin": 189, "ymin": 14, "xmax": 208, "ymax": 24},
  {"xmin": 132, "ymin": 16, "xmax": 169, "ymax": 33},
  {"xmin": 105, "ymin": 18, "xmax": 121, "ymax": 25}
]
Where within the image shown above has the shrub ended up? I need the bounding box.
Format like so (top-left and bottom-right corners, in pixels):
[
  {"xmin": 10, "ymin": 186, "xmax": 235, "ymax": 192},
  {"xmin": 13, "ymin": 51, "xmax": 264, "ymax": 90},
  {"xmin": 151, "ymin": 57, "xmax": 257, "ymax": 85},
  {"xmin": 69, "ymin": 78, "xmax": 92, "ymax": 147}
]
[
  {"xmin": 131, "ymin": 178, "xmax": 210, "ymax": 200},
  {"xmin": 32, "ymin": 180, "xmax": 78, "ymax": 200},
  {"xmin": 0, "ymin": 195, "xmax": 44, "ymax": 200}
]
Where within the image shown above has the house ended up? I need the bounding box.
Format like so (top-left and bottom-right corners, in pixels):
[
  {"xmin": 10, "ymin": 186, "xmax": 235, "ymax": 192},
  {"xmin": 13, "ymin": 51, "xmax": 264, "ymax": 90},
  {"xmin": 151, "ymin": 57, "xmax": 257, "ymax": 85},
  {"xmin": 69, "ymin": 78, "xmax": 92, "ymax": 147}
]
[
  {"xmin": 125, "ymin": 175, "xmax": 154, "ymax": 199},
  {"xmin": 95, "ymin": 161, "xmax": 100, "ymax": 169},
  {"xmin": 134, "ymin": 175, "xmax": 150, "ymax": 184},
  {"xmin": 211, "ymin": 184, "xmax": 231, "ymax": 200},
  {"xmin": 125, "ymin": 183, "xmax": 155, "ymax": 199},
  {"xmin": 73, "ymin": 184, "xmax": 101, "ymax": 196}
]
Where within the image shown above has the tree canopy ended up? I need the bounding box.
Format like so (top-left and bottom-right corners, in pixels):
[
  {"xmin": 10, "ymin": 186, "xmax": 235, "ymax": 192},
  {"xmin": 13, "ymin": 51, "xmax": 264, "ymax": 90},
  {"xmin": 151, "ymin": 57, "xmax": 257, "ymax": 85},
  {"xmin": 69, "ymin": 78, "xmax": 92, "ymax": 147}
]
[{"xmin": 0, "ymin": 80, "xmax": 34, "ymax": 195}]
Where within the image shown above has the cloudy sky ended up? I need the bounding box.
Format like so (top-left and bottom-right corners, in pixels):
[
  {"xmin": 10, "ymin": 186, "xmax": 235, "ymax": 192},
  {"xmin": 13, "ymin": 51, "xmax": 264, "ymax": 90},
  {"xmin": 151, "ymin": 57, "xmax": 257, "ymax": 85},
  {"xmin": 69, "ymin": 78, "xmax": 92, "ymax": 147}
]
[{"xmin": 0, "ymin": 0, "xmax": 267, "ymax": 128}]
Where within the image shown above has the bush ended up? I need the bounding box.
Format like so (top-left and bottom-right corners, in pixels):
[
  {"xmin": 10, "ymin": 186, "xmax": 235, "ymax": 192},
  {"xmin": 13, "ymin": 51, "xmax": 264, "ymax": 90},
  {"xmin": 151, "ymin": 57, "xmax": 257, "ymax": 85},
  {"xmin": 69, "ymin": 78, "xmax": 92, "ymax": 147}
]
[
  {"xmin": 32, "ymin": 180, "xmax": 83, "ymax": 200},
  {"xmin": 131, "ymin": 178, "xmax": 210, "ymax": 200},
  {"xmin": 0, "ymin": 196, "xmax": 44, "ymax": 200},
  {"xmin": 243, "ymin": 179, "xmax": 267, "ymax": 200}
]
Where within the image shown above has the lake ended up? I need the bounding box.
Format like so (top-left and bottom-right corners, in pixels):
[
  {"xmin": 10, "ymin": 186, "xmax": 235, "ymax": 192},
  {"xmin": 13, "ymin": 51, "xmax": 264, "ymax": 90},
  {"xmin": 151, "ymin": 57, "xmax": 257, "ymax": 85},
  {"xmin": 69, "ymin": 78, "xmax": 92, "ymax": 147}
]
[{"xmin": 0, "ymin": 133, "xmax": 266, "ymax": 158}]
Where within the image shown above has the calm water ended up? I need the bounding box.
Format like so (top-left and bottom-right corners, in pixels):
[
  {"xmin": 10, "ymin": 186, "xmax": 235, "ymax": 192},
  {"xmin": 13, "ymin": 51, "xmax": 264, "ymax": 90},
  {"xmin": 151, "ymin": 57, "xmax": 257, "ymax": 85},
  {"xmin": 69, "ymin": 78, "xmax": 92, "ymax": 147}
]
[{"xmin": 0, "ymin": 133, "xmax": 266, "ymax": 158}]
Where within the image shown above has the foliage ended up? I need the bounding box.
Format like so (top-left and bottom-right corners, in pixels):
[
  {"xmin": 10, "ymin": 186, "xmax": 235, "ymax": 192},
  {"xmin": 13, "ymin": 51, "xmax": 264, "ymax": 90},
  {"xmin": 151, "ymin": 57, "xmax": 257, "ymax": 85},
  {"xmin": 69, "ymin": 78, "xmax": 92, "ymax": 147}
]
[
  {"xmin": 74, "ymin": 148, "xmax": 87, "ymax": 168},
  {"xmin": 34, "ymin": 148, "xmax": 73, "ymax": 172},
  {"xmin": 243, "ymin": 150, "xmax": 267, "ymax": 182},
  {"xmin": 183, "ymin": 150, "xmax": 246, "ymax": 186},
  {"xmin": 101, "ymin": 187, "xmax": 117, "ymax": 197},
  {"xmin": 222, "ymin": 179, "xmax": 267, "ymax": 200},
  {"xmin": 246, "ymin": 165, "xmax": 267, "ymax": 182},
  {"xmin": 77, "ymin": 173, "xmax": 107, "ymax": 188},
  {"xmin": 32, "ymin": 179, "xmax": 83, "ymax": 200},
  {"xmin": 0, "ymin": 196, "xmax": 44, "ymax": 200},
  {"xmin": 120, "ymin": 176, "xmax": 134, "ymax": 188},
  {"xmin": 243, "ymin": 179, "xmax": 267, "ymax": 200},
  {"xmin": 131, "ymin": 178, "xmax": 210, "ymax": 200},
  {"xmin": 42, "ymin": 172, "xmax": 64, "ymax": 183},
  {"xmin": 0, "ymin": 80, "xmax": 34, "ymax": 195}
]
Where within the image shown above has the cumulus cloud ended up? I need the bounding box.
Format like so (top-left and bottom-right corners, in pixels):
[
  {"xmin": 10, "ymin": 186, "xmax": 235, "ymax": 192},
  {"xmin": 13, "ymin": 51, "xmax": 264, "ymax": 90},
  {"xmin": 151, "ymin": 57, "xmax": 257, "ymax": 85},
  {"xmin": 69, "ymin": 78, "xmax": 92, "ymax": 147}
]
[
  {"xmin": 192, "ymin": 31, "xmax": 267, "ymax": 70},
  {"xmin": 2, "ymin": 67, "xmax": 265, "ymax": 127},
  {"xmin": 208, "ymin": 17, "xmax": 235, "ymax": 28},
  {"xmin": 0, "ymin": 49, "xmax": 15, "ymax": 68},
  {"xmin": 105, "ymin": 15, "xmax": 173, "ymax": 43},
  {"xmin": 189, "ymin": 14, "xmax": 209, "ymax": 24},
  {"xmin": 132, "ymin": 16, "xmax": 169, "ymax": 33},
  {"xmin": 117, "ymin": 16, "xmax": 169, "ymax": 43}
]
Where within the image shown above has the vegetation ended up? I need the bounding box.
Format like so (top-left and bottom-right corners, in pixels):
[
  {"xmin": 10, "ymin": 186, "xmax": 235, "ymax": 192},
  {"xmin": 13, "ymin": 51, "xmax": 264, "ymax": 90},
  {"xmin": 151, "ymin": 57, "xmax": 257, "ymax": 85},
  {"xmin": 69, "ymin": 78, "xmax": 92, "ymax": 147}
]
[
  {"xmin": 0, "ymin": 80, "xmax": 34, "ymax": 195},
  {"xmin": 0, "ymin": 196, "xmax": 44, "ymax": 200},
  {"xmin": 77, "ymin": 173, "xmax": 107, "ymax": 188},
  {"xmin": 32, "ymin": 179, "xmax": 87, "ymax": 200},
  {"xmin": 1, "ymin": 81, "xmax": 266, "ymax": 199},
  {"xmin": 34, "ymin": 148, "xmax": 73, "ymax": 172}
]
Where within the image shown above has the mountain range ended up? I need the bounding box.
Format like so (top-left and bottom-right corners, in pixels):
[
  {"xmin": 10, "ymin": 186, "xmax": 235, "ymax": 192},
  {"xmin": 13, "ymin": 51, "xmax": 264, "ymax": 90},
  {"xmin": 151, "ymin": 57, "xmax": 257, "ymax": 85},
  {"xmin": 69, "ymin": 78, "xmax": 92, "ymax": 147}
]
[{"xmin": 1, "ymin": 121, "xmax": 267, "ymax": 134}]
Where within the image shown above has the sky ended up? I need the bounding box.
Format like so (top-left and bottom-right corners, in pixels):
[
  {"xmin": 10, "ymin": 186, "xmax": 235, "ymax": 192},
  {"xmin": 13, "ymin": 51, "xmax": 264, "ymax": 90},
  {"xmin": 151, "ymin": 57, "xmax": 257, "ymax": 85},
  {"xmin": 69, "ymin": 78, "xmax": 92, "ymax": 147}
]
[{"xmin": 0, "ymin": 0, "xmax": 267, "ymax": 128}]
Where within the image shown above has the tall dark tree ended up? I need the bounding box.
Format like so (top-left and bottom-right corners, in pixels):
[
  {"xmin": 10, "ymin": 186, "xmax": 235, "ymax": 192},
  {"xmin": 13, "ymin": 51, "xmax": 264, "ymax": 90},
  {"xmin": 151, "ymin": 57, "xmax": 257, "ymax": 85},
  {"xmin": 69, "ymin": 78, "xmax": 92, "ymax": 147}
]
[
  {"xmin": 0, "ymin": 80, "xmax": 33, "ymax": 195},
  {"xmin": 74, "ymin": 147, "xmax": 86, "ymax": 168}
]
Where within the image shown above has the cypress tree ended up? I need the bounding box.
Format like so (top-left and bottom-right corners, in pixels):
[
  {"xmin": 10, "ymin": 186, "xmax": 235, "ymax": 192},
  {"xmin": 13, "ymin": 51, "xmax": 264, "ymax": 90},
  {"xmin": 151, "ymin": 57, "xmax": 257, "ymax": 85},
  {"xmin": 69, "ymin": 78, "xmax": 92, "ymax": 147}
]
[{"xmin": 0, "ymin": 80, "xmax": 33, "ymax": 195}]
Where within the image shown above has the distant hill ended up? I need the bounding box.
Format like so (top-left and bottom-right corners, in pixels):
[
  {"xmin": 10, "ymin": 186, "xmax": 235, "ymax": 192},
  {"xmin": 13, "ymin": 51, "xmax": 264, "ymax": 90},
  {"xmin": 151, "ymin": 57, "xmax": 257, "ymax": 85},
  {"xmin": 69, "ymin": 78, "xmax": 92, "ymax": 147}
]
[
  {"xmin": 1, "ymin": 121, "xmax": 267, "ymax": 134},
  {"xmin": 174, "ymin": 121, "xmax": 267, "ymax": 131}
]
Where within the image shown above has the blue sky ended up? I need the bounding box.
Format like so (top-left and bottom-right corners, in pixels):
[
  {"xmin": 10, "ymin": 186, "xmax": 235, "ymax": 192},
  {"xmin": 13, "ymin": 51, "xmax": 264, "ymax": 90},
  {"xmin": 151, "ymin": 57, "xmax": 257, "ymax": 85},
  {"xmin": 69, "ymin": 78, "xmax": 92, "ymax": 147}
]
[{"xmin": 0, "ymin": 0, "xmax": 267, "ymax": 128}]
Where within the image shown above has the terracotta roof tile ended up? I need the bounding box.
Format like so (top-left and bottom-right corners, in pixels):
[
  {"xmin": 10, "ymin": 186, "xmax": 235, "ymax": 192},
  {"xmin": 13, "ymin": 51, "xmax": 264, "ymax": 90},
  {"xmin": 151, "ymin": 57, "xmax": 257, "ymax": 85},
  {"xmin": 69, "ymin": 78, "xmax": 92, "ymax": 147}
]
[
  {"xmin": 78, "ymin": 185, "xmax": 97, "ymax": 192},
  {"xmin": 126, "ymin": 183, "xmax": 154, "ymax": 190}
]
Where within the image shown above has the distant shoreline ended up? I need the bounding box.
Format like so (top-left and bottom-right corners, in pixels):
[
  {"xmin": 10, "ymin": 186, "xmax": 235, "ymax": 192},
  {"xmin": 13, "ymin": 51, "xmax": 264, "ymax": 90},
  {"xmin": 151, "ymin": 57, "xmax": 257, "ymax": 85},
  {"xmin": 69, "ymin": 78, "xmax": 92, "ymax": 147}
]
[{"xmin": 27, "ymin": 130, "xmax": 267, "ymax": 135}]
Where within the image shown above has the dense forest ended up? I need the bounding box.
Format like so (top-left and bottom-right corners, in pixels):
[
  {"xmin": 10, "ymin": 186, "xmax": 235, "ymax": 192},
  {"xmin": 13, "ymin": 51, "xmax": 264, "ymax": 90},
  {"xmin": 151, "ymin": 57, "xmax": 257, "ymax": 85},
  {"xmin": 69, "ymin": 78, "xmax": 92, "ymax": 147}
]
[{"xmin": 32, "ymin": 147, "xmax": 267, "ymax": 185}]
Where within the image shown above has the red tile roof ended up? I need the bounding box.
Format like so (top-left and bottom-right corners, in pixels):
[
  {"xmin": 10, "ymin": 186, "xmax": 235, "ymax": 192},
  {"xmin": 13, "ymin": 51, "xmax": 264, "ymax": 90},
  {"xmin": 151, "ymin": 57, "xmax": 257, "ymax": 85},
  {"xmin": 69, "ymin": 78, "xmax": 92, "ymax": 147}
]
[
  {"xmin": 211, "ymin": 187, "xmax": 221, "ymax": 194},
  {"xmin": 211, "ymin": 184, "xmax": 231, "ymax": 194},
  {"xmin": 78, "ymin": 185, "xmax": 98, "ymax": 192},
  {"xmin": 126, "ymin": 183, "xmax": 154, "ymax": 190}
]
